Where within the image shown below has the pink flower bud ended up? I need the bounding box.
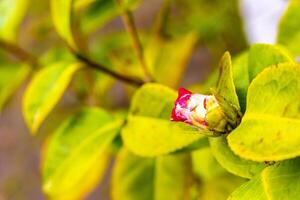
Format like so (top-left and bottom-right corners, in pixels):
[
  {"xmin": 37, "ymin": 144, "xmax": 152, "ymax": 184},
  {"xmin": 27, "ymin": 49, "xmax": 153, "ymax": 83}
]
[{"xmin": 171, "ymin": 88, "xmax": 221, "ymax": 129}]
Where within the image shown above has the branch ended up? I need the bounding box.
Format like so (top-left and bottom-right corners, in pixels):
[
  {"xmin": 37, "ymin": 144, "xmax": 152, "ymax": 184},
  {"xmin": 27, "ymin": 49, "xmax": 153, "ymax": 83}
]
[
  {"xmin": 0, "ymin": 39, "xmax": 38, "ymax": 65},
  {"xmin": 117, "ymin": 1, "xmax": 152, "ymax": 81},
  {"xmin": 0, "ymin": 39, "xmax": 145, "ymax": 87},
  {"xmin": 75, "ymin": 53, "xmax": 146, "ymax": 86}
]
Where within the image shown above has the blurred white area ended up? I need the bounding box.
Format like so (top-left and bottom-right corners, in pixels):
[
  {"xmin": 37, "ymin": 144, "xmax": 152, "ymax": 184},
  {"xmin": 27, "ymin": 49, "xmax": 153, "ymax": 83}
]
[{"xmin": 240, "ymin": 0, "xmax": 288, "ymax": 44}]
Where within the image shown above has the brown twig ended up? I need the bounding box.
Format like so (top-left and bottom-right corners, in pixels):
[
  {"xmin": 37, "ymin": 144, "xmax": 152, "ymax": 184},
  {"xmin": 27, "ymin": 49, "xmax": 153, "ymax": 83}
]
[
  {"xmin": 0, "ymin": 39, "xmax": 146, "ymax": 87},
  {"xmin": 75, "ymin": 53, "xmax": 145, "ymax": 86},
  {"xmin": 116, "ymin": 0, "xmax": 152, "ymax": 81},
  {"xmin": 0, "ymin": 39, "xmax": 38, "ymax": 65}
]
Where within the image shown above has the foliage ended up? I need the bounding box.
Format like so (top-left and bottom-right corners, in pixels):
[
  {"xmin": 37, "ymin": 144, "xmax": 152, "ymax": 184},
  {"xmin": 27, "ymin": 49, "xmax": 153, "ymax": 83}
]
[{"xmin": 1, "ymin": 0, "xmax": 300, "ymax": 199}]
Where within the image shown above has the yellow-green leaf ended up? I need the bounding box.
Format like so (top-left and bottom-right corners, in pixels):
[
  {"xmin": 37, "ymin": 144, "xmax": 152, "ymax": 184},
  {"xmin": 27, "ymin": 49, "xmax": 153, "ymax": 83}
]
[
  {"xmin": 0, "ymin": 0, "xmax": 29, "ymax": 42},
  {"xmin": 146, "ymin": 33, "xmax": 197, "ymax": 88},
  {"xmin": 217, "ymin": 51, "xmax": 240, "ymax": 110},
  {"xmin": 228, "ymin": 158, "xmax": 300, "ymax": 200},
  {"xmin": 209, "ymin": 136, "xmax": 264, "ymax": 179},
  {"xmin": 232, "ymin": 51, "xmax": 249, "ymax": 112},
  {"xmin": 198, "ymin": 174, "xmax": 245, "ymax": 200},
  {"xmin": 0, "ymin": 63, "xmax": 30, "ymax": 111},
  {"xmin": 79, "ymin": 0, "xmax": 142, "ymax": 34},
  {"xmin": 192, "ymin": 147, "xmax": 226, "ymax": 182},
  {"xmin": 277, "ymin": 0, "xmax": 300, "ymax": 56},
  {"xmin": 215, "ymin": 52, "xmax": 241, "ymax": 128},
  {"xmin": 192, "ymin": 146, "xmax": 246, "ymax": 200},
  {"xmin": 23, "ymin": 61, "xmax": 82, "ymax": 134},
  {"xmin": 111, "ymin": 148, "xmax": 191, "ymax": 200},
  {"xmin": 231, "ymin": 44, "xmax": 294, "ymax": 112},
  {"xmin": 248, "ymin": 44, "xmax": 293, "ymax": 81},
  {"xmin": 228, "ymin": 63, "xmax": 300, "ymax": 161},
  {"xmin": 43, "ymin": 108, "xmax": 123, "ymax": 199},
  {"xmin": 122, "ymin": 116, "xmax": 207, "ymax": 156},
  {"xmin": 50, "ymin": 0, "xmax": 78, "ymax": 50}
]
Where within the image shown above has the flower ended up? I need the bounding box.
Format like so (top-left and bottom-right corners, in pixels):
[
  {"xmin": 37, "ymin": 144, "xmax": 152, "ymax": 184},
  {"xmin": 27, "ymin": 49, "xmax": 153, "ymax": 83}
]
[{"xmin": 171, "ymin": 88, "xmax": 225, "ymax": 131}]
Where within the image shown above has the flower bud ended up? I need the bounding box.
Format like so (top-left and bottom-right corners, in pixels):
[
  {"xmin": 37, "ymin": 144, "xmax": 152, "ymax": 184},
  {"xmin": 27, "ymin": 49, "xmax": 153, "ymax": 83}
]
[{"xmin": 171, "ymin": 88, "xmax": 227, "ymax": 133}]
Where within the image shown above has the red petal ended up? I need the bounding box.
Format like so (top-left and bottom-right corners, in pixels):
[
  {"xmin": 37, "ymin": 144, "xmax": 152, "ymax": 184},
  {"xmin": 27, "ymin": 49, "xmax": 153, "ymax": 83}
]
[
  {"xmin": 170, "ymin": 87, "xmax": 193, "ymax": 121},
  {"xmin": 176, "ymin": 88, "xmax": 192, "ymax": 108},
  {"xmin": 178, "ymin": 88, "xmax": 192, "ymax": 97}
]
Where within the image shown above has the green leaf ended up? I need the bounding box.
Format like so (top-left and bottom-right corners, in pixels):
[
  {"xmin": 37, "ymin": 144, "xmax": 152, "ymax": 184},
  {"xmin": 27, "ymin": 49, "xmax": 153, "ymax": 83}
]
[
  {"xmin": 175, "ymin": 137, "xmax": 209, "ymax": 153},
  {"xmin": 192, "ymin": 147, "xmax": 226, "ymax": 182},
  {"xmin": 209, "ymin": 136, "xmax": 264, "ymax": 179},
  {"xmin": 248, "ymin": 44, "xmax": 293, "ymax": 81},
  {"xmin": 147, "ymin": 33, "xmax": 197, "ymax": 88},
  {"xmin": 0, "ymin": 0, "xmax": 29, "ymax": 42},
  {"xmin": 123, "ymin": 116, "xmax": 207, "ymax": 156},
  {"xmin": 74, "ymin": 0, "xmax": 96, "ymax": 9},
  {"xmin": 50, "ymin": 0, "xmax": 79, "ymax": 50},
  {"xmin": 80, "ymin": 0, "xmax": 141, "ymax": 34},
  {"xmin": 43, "ymin": 108, "xmax": 123, "ymax": 199},
  {"xmin": 0, "ymin": 63, "xmax": 30, "ymax": 111},
  {"xmin": 214, "ymin": 51, "xmax": 241, "ymax": 128},
  {"xmin": 23, "ymin": 61, "xmax": 82, "ymax": 134},
  {"xmin": 231, "ymin": 44, "xmax": 294, "ymax": 113},
  {"xmin": 217, "ymin": 52, "xmax": 240, "ymax": 109},
  {"xmin": 198, "ymin": 174, "xmax": 245, "ymax": 200},
  {"xmin": 167, "ymin": 0, "xmax": 247, "ymax": 56},
  {"xmin": 111, "ymin": 148, "xmax": 191, "ymax": 200},
  {"xmin": 228, "ymin": 63, "xmax": 300, "ymax": 161},
  {"xmin": 232, "ymin": 51, "xmax": 249, "ymax": 112},
  {"xmin": 80, "ymin": 0, "xmax": 118, "ymax": 34},
  {"xmin": 228, "ymin": 158, "xmax": 300, "ymax": 200},
  {"xmin": 277, "ymin": 0, "xmax": 300, "ymax": 56},
  {"xmin": 122, "ymin": 0, "xmax": 141, "ymax": 9},
  {"xmin": 192, "ymin": 147, "xmax": 246, "ymax": 200},
  {"xmin": 121, "ymin": 83, "xmax": 207, "ymax": 156}
]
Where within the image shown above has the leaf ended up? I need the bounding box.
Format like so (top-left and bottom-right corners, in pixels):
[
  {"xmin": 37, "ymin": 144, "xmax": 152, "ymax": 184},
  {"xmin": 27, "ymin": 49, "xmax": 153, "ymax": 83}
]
[
  {"xmin": 198, "ymin": 174, "xmax": 245, "ymax": 200},
  {"xmin": 121, "ymin": 83, "xmax": 207, "ymax": 156},
  {"xmin": 74, "ymin": 0, "xmax": 96, "ymax": 9},
  {"xmin": 228, "ymin": 158, "xmax": 300, "ymax": 200},
  {"xmin": 214, "ymin": 52, "xmax": 241, "ymax": 127},
  {"xmin": 277, "ymin": 0, "xmax": 300, "ymax": 56},
  {"xmin": 122, "ymin": 0, "xmax": 141, "ymax": 9},
  {"xmin": 175, "ymin": 137, "xmax": 209, "ymax": 153},
  {"xmin": 217, "ymin": 52, "xmax": 240, "ymax": 108},
  {"xmin": 167, "ymin": 0, "xmax": 247, "ymax": 56},
  {"xmin": 192, "ymin": 147, "xmax": 226, "ymax": 182},
  {"xmin": 80, "ymin": 0, "xmax": 118, "ymax": 34},
  {"xmin": 0, "ymin": 63, "xmax": 30, "ymax": 111},
  {"xmin": 111, "ymin": 148, "xmax": 191, "ymax": 200},
  {"xmin": 232, "ymin": 51, "xmax": 249, "ymax": 112},
  {"xmin": 209, "ymin": 136, "xmax": 264, "ymax": 179},
  {"xmin": 50, "ymin": 0, "xmax": 79, "ymax": 50},
  {"xmin": 228, "ymin": 63, "xmax": 300, "ymax": 161},
  {"xmin": 231, "ymin": 44, "xmax": 294, "ymax": 113},
  {"xmin": 247, "ymin": 44, "xmax": 293, "ymax": 81},
  {"xmin": 0, "ymin": 0, "xmax": 29, "ymax": 42},
  {"xmin": 23, "ymin": 61, "xmax": 82, "ymax": 134},
  {"xmin": 147, "ymin": 33, "xmax": 197, "ymax": 88},
  {"xmin": 217, "ymin": 52, "xmax": 240, "ymax": 109},
  {"xmin": 123, "ymin": 116, "xmax": 207, "ymax": 156},
  {"xmin": 80, "ymin": 0, "xmax": 141, "ymax": 34},
  {"xmin": 192, "ymin": 147, "xmax": 246, "ymax": 200},
  {"xmin": 43, "ymin": 108, "xmax": 123, "ymax": 199}
]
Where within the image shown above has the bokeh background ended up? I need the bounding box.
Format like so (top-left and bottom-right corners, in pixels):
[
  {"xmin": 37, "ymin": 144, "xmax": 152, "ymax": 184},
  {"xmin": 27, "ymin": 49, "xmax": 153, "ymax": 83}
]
[{"xmin": 0, "ymin": 0, "xmax": 288, "ymax": 199}]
